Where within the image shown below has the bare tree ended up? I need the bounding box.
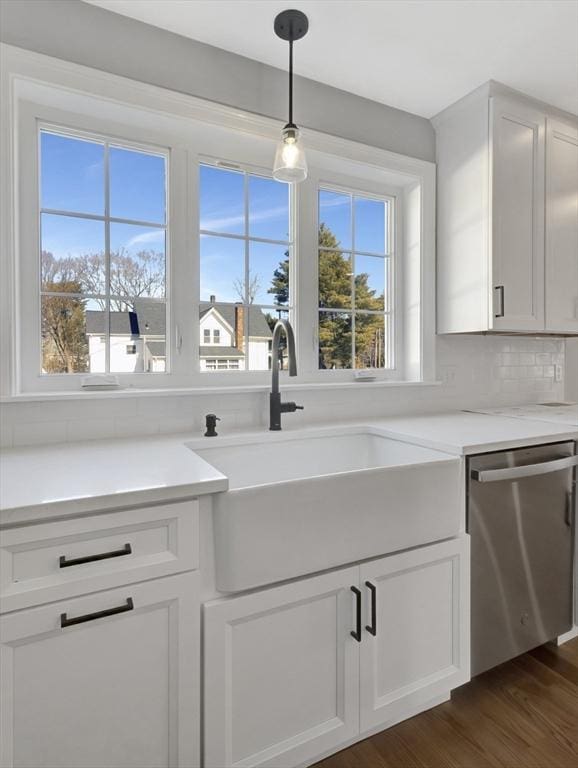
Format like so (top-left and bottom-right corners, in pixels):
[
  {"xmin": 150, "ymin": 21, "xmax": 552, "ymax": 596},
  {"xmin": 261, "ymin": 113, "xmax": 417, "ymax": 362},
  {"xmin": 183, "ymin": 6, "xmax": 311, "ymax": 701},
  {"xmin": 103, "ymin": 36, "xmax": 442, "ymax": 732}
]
[
  {"xmin": 41, "ymin": 249, "xmax": 165, "ymax": 311},
  {"xmin": 233, "ymin": 272, "xmax": 261, "ymax": 304}
]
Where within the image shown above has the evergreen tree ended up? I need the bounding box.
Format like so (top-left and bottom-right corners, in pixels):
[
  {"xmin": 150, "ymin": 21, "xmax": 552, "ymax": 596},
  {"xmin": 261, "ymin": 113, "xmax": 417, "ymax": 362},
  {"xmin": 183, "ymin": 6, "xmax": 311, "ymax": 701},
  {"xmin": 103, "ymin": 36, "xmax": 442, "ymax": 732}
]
[{"xmin": 268, "ymin": 222, "xmax": 385, "ymax": 369}]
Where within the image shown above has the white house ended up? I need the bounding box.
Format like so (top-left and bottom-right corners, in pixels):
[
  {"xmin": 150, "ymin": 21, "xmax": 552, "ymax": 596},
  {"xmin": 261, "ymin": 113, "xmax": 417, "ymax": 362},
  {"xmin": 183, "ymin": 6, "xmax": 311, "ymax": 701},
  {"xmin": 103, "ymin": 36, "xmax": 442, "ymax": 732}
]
[
  {"xmin": 86, "ymin": 300, "xmax": 166, "ymax": 373},
  {"xmin": 85, "ymin": 298, "xmax": 274, "ymax": 373},
  {"xmin": 199, "ymin": 299, "xmax": 273, "ymax": 371}
]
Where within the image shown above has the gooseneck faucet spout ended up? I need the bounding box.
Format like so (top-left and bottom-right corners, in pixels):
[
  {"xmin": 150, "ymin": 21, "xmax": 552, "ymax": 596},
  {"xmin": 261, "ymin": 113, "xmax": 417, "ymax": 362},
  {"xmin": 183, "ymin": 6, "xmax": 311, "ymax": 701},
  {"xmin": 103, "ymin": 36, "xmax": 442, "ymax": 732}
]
[{"xmin": 269, "ymin": 319, "xmax": 303, "ymax": 430}]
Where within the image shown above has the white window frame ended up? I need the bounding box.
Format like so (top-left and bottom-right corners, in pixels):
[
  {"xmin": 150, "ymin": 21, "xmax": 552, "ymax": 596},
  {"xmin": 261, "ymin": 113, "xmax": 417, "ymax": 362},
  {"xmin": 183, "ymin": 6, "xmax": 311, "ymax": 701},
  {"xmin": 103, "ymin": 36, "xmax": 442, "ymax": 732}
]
[
  {"xmin": 1, "ymin": 44, "xmax": 436, "ymax": 397},
  {"xmin": 16, "ymin": 100, "xmax": 191, "ymax": 393},
  {"xmin": 316, "ymin": 180, "xmax": 397, "ymax": 373},
  {"xmin": 198, "ymin": 157, "xmax": 295, "ymax": 374},
  {"xmin": 37, "ymin": 121, "xmax": 170, "ymax": 377}
]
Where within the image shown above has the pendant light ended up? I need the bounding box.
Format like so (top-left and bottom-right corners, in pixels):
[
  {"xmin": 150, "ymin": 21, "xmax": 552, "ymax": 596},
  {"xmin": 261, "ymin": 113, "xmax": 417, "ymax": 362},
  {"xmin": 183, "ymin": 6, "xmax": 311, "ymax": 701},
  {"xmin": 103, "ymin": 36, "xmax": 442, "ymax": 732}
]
[{"xmin": 273, "ymin": 9, "xmax": 309, "ymax": 183}]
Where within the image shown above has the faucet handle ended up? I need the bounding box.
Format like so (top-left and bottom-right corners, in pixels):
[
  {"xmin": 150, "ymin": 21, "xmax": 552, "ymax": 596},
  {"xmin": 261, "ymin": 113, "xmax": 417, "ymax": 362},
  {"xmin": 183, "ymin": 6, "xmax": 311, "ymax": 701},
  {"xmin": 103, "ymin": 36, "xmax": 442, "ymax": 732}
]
[{"xmin": 281, "ymin": 402, "xmax": 304, "ymax": 414}]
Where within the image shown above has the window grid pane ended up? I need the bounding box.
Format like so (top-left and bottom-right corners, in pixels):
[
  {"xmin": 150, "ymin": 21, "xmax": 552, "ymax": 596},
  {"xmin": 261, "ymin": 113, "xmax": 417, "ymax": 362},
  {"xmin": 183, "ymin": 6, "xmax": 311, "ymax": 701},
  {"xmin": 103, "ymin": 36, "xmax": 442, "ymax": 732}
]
[
  {"xmin": 39, "ymin": 128, "xmax": 167, "ymax": 375},
  {"xmin": 318, "ymin": 188, "xmax": 393, "ymax": 370},
  {"xmin": 199, "ymin": 164, "xmax": 292, "ymax": 373}
]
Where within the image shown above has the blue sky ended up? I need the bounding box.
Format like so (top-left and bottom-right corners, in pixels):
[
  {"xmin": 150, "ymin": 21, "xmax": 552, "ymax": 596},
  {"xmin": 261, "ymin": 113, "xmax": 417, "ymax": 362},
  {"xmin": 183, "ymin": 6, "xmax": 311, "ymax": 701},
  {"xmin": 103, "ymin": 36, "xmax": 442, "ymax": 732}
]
[{"xmin": 41, "ymin": 131, "xmax": 388, "ymax": 308}]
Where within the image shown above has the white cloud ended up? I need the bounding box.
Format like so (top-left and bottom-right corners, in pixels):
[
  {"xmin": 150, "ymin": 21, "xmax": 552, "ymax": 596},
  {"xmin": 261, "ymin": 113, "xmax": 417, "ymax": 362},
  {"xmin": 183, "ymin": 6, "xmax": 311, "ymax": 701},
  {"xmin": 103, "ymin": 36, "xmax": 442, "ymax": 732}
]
[
  {"xmin": 126, "ymin": 229, "xmax": 165, "ymax": 248},
  {"xmin": 201, "ymin": 204, "xmax": 288, "ymax": 233}
]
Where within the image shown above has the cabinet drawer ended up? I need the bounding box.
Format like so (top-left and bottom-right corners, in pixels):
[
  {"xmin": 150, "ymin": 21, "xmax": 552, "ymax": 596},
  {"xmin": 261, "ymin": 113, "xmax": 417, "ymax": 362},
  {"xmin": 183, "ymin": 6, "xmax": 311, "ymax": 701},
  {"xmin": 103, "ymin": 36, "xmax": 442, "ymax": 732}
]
[{"xmin": 0, "ymin": 501, "xmax": 198, "ymax": 612}]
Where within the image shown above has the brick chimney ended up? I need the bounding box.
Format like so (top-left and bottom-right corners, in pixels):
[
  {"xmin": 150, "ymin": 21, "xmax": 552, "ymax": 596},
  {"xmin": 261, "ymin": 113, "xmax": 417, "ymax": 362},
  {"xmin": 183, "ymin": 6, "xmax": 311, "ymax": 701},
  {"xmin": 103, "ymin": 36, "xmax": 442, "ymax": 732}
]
[{"xmin": 235, "ymin": 304, "xmax": 245, "ymax": 352}]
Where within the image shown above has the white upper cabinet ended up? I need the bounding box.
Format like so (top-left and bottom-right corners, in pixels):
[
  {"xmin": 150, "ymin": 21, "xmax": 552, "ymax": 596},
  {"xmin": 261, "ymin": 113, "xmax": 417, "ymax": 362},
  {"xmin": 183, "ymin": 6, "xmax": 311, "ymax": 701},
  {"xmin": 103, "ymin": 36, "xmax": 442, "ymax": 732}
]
[
  {"xmin": 545, "ymin": 120, "xmax": 578, "ymax": 333},
  {"xmin": 435, "ymin": 82, "xmax": 578, "ymax": 336},
  {"xmin": 490, "ymin": 96, "xmax": 545, "ymax": 331}
]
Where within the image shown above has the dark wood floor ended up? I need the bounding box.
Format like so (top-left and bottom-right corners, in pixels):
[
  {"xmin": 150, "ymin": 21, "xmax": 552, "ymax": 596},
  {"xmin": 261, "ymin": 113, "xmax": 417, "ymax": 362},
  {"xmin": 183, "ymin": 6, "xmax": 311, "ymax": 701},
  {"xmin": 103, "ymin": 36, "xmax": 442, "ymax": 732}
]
[{"xmin": 314, "ymin": 638, "xmax": 578, "ymax": 768}]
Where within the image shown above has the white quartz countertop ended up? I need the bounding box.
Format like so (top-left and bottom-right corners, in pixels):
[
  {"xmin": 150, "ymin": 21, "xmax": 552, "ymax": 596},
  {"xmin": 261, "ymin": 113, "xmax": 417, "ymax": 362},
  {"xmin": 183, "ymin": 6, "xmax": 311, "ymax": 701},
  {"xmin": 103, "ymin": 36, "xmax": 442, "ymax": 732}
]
[
  {"xmin": 370, "ymin": 411, "xmax": 578, "ymax": 455},
  {"xmin": 0, "ymin": 436, "xmax": 228, "ymax": 526},
  {"xmin": 1, "ymin": 409, "xmax": 576, "ymax": 525}
]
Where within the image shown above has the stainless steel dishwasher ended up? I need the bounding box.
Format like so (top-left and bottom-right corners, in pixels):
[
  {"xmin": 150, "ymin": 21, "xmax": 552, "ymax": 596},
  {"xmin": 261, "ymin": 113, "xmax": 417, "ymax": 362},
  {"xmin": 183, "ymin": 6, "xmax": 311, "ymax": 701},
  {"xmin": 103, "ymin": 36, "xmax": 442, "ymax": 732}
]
[{"xmin": 467, "ymin": 441, "xmax": 577, "ymax": 676}]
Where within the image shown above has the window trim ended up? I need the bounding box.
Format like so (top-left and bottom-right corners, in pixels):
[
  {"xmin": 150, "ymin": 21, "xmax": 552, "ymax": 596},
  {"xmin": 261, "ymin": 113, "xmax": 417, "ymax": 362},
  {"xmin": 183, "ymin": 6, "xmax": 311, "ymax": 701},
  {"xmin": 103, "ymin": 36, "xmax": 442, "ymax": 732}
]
[{"xmin": 2, "ymin": 44, "xmax": 436, "ymax": 396}]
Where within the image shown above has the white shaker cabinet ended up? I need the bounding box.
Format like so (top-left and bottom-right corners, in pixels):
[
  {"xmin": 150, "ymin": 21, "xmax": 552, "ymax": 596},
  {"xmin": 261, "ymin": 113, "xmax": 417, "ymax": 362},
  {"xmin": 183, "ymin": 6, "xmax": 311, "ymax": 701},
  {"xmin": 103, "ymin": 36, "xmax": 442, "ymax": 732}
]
[
  {"xmin": 435, "ymin": 81, "xmax": 578, "ymax": 336},
  {"xmin": 359, "ymin": 538, "xmax": 469, "ymax": 733},
  {"xmin": 204, "ymin": 537, "xmax": 469, "ymax": 768},
  {"xmin": 0, "ymin": 573, "xmax": 199, "ymax": 768},
  {"xmin": 204, "ymin": 566, "xmax": 360, "ymax": 768},
  {"xmin": 490, "ymin": 96, "xmax": 545, "ymax": 332},
  {"xmin": 545, "ymin": 120, "xmax": 578, "ymax": 333}
]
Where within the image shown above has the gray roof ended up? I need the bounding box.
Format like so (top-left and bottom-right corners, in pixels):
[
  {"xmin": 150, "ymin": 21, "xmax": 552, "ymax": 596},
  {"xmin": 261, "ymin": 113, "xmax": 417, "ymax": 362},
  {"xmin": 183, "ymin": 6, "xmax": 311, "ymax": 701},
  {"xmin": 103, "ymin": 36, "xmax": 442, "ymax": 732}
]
[
  {"xmin": 200, "ymin": 302, "xmax": 273, "ymax": 339},
  {"xmin": 86, "ymin": 299, "xmax": 166, "ymax": 336},
  {"xmin": 200, "ymin": 346, "xmax": 245, "ymax": 358},
  {"xmin": 146, "ymin": 341, "xmax": 166, "ymax": 357},
  {"xmin": 85, "ymin": 301, "xmax": 276, "ymax": 365}
]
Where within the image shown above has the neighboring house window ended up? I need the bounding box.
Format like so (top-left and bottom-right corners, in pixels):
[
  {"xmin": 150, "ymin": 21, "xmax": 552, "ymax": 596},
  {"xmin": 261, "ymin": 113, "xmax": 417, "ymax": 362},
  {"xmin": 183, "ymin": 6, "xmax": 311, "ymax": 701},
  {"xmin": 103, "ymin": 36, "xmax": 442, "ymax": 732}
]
[
  {"xmin": 203, "ymin": 329, "xmax": 210, "ymax": 343},
  {"xmin": 39, "ymin": 128, "xmax": 167, "ymax": 376},
  {"xmin": 199, "ymin": 164, "xmax": 291, "ymax": 372},
  {"xmin": 317, "ymin": 188, "xmax": 393, "ymax": 370}
]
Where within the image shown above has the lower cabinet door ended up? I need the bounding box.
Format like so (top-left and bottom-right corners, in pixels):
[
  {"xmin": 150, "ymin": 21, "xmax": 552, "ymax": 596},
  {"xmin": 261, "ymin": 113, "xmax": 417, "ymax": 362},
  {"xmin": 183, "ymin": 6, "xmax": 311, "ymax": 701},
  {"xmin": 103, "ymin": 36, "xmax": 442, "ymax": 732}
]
[
  {"xmin": 0, "ymin": 573, "xmax": 199, "ymax": 768},
  {"xmin": 359, "ymin": 536, "xmax": 470, "ymax": 733},
  {"xmin": 204, "ymin": 567, "xmax": 360, "ymax": 768}
]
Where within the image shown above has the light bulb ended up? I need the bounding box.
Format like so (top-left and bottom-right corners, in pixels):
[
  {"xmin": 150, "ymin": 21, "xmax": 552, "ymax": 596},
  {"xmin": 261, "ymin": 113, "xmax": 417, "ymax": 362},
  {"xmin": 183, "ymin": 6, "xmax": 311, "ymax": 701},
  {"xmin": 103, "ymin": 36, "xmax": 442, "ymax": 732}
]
[{"xmin": 273, "ymin": 125, "xmax": 308, "ymax": 183}]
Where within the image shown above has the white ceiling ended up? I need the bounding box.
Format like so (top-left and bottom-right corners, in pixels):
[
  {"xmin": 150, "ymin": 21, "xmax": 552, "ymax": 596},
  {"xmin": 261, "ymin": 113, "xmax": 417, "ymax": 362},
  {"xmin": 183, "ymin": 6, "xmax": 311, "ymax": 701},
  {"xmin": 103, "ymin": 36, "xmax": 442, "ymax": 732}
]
[{"xmin": 85, "ymin": 0, "xmax": 578, "ymax": 118}]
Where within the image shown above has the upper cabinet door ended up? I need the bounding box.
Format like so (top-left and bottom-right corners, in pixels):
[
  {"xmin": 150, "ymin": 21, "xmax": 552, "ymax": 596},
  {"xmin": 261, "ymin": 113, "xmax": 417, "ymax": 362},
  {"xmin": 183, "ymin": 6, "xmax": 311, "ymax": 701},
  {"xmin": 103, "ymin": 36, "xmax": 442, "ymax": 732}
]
[
  {"xmin": 545, "ymin": 119, "xmax": 578, "ymax": 334},
  {"xmin": 204, "ymin": 567, "xmax": 360, "ymax": 768},
  {"xmin": 490, "ymin": 96, "xmax": 546, "ymax": 331},
  {"xmin": 359, "ymin": 536, "xmax": 470, "ymax": 734}
]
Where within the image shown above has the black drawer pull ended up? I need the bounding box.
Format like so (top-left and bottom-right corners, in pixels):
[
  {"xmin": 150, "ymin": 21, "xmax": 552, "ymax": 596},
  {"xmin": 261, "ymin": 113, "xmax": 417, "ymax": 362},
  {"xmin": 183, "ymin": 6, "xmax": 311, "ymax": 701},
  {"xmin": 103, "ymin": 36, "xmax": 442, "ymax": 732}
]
[
  {"xmin": 59, "ymin": 543, "xmax": 132, "ymax": 568},
  {"xmin": 61, "ymin": 597, "xmax": 134, "ymax": 628},
  {"xmin": 365, "ymin": 581, "xmax": 377, "ymax": 636},
  {"xmin": 350, "ymin": 586, "xmax": 362, "ymax": 642}
]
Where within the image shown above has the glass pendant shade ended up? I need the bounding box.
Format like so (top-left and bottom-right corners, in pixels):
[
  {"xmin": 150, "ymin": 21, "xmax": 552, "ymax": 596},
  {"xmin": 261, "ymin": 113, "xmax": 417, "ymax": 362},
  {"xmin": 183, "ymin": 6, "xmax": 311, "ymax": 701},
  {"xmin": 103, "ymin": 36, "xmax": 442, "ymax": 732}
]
[{"xmin": 273, "ymin": 125, "xmax": 308, "ymax": 184}]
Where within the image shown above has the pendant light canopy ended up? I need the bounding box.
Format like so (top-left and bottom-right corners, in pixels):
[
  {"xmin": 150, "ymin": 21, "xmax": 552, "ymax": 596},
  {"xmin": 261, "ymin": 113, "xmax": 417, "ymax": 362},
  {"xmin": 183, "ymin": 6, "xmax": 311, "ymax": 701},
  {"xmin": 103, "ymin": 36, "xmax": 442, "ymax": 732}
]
[{"xmin": 273, "ymin": 9, "xmax": 309, "ymax": 183}]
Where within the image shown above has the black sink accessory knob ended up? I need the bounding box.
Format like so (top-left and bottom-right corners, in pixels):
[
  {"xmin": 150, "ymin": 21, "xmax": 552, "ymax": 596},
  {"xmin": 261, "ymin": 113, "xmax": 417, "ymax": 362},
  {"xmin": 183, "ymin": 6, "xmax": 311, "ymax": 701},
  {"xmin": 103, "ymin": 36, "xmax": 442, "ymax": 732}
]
[{"xmin": 204, "ymin": 413, "xmax": 220, "ymax": 437}]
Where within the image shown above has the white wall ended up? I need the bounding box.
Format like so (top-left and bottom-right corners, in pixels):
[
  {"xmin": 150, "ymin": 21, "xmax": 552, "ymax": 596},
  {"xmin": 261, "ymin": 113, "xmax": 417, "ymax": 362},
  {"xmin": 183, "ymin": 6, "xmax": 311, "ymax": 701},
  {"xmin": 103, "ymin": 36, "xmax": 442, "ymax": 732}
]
[
  {"xmin": 0, "ymin": 0, "xmax": 435, "ymax": 163},
  {"xmin": 0, "ymin": 336, "xmax": 566, "ymax": 448}
]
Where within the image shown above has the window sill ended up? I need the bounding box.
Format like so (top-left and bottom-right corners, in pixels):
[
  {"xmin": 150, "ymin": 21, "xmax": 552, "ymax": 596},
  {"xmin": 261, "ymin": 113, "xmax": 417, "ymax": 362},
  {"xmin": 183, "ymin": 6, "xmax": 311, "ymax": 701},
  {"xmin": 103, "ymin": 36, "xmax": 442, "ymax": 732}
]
[{"xmin": 1, "ymin": 380, "xmax": 442, "ymax": 404}]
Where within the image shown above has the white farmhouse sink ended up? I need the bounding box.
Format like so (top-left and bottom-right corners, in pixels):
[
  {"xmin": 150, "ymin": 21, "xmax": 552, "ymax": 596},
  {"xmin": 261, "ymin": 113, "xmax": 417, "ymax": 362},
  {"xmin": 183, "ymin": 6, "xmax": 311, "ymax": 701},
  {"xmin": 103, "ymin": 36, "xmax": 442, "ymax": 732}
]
[{"xmin": 188, "ymin": 427, "xmax": 461, "ymax": 592}]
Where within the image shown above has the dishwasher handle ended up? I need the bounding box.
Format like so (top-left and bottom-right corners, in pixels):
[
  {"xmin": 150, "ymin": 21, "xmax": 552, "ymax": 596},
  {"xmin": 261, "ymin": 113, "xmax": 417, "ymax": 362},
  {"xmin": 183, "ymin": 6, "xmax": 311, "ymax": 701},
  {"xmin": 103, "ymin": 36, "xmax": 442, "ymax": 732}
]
[{"xmin": 471, "ymin": 454, "xmax": 578, "ymax": 483}]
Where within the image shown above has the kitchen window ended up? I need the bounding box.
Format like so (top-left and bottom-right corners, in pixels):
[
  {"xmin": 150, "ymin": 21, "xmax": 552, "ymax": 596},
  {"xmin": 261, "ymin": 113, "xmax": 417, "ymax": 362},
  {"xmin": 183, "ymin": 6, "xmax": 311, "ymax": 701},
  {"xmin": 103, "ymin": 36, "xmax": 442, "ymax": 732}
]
[
  {"xmin": 318, "ymin": 187, "xmax": 393, "ymax": 370},
  {"xmin": 9, "ymin": 70, "xmax": 433, "ymax": 394},
  {"xmin": 38, "ymin": 127, "xmax": 168, "ymax": 377},
  {"xmin": 199, "ymin": 163, "xmax": 291, "ymax": 372}
]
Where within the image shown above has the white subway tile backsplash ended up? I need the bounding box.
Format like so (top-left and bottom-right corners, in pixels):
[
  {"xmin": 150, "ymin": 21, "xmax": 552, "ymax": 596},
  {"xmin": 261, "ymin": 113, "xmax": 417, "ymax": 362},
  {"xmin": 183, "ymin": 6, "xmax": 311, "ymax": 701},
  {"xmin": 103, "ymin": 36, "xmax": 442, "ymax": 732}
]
[
  {"xmin": 66, "ymin": 418, "xmax": 116, "ymax": 443},
  {"xmin": 0, "ymin": 336, "xmax": 568, "ymax": 449},
  {"xmin": 13, "ymin": 420, "xmax": 67, "ymax": 447},
  {"xmin": 535, "ymin": 353, "xmax": 552, "ymax": 365}
]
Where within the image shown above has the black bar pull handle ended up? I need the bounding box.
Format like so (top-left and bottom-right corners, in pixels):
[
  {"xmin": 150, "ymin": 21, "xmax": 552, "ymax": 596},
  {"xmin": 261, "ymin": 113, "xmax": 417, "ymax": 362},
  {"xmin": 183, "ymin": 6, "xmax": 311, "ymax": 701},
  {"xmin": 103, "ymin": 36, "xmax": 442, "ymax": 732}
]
[
  {"xmin": 59, "ymin": 543, "xmax": 132, "ymax": 568},
  {"xmin": 350, "ymin": 586, "xmax": 362, "ymax": 642},
  {"xmin": 494, "ymin": 285, "xmax": 505, "ymax": 318},
  {"xmin": 365, "ymin": 581, "xmax": 377, "ymax": 636},
  {"xmin": 61, "ymin": 597, "xmax": 134, "ymax": 628}
]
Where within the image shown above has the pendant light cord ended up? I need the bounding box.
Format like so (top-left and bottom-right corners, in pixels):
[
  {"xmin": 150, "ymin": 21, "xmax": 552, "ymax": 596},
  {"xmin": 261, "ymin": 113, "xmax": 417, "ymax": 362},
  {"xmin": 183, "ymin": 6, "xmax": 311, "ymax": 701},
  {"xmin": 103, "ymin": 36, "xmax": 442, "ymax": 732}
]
[{"xmin": 288, "ymin": 37, "xmax": 294, "ymax": 126}]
